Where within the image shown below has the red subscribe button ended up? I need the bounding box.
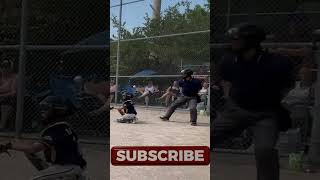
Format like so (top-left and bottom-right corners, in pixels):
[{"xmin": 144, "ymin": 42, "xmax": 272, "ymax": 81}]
[{"xmin": 111, "ymin": 146, "xmax": 210, "ymax": 166}]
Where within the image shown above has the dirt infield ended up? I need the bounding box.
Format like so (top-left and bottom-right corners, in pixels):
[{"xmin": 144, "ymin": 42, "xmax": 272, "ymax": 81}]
[{"xmin": 110, "ymin": 107, "xmax": 210, "ymax": 180}]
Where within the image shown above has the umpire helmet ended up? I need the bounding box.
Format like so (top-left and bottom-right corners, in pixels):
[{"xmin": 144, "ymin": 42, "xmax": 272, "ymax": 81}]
[
  {"xmin": 181, "ymin": 69, "xmax": 193, "ymax": 78},
  {"xmin": 226, "ymin": 23, "xmax": 266, "ymax": 49}
]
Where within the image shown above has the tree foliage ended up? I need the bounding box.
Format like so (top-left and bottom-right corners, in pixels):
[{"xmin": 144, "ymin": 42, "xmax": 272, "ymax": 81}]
[{"xmin": 111, "ymin": 1, "xmax": 210, "ymax": 76}]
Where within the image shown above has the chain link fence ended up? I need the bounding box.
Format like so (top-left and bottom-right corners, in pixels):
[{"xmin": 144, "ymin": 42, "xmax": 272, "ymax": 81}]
[
  {"xmin": 211, "ymin": 0, "xmax": 320, "ymax": 155},
  {"xmin": 110, "ymin": 0, "xmax": 210, "ymax": 111},
  {"xmin": 0, "ymin": 0, "xmax": 108, "ymax": 139}
]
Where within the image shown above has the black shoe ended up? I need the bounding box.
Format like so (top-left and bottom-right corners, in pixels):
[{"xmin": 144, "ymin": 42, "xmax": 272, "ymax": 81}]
[
  {"xmin": 191, "ymin": 122, "xmax": 197, "ymax": 126},
  {"xmin": 160, "ymin": 116, "xmax": 169, "ymax": 121}
]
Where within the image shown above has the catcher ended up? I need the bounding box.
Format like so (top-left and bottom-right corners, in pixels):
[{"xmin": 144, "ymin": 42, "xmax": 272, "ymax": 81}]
[
  {"xmin": 115, "ymin": 92, "xmax": 137, "ymax": 123},
  {"xmin": 0, "ymin": 96, "xmax": 87, "ymax": 180}
]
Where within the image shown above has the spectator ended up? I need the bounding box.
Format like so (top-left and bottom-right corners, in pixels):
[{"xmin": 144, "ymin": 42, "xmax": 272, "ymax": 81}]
[
  {"xmin": 199, "ymin": 82, "xmax": 209, "ymax": 100},
  {"xmin": 73, "ymin": 76, "xmax": 83, "ymax": 92},
  {"xmin": 0, "ymin": 59, "xmax": 17, "ymax": 130},
  {"xmin": 110, "ymin": 79, "xmax": 117, "ymax": 103},
  {"xmin": 138, "ymin": 81, "xmax": 159, "ymax": 107},
  {"xmin": 198, "ymin": 65, "xmax": 206, "ymax": 75},
  {"xmin": 158, "ymin": 80, "xmax": 180, "ymax": 107},
  {"xmin": 72, "ymin": 75, "xmax": 84, "ymax": 109},
  {"xmin": 212, "ymin": 23, "xmax": 295, "ymax": 180},
  {"xmin": 160, "ymin": 69, "xmax": 202, "ymax": 126},
  {"xmin": 73, "ymin": 76, "xmax": 84, "ymax": 96},
  {"xmin": 197, "ymin": 82, "xmax": 209, "ymax": 111},
  {"xmin": 282, "ymin": 66, "xmax": 314, "ymax": 142}
]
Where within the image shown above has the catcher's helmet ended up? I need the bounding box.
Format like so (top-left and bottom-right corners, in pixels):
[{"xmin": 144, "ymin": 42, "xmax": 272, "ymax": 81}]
[
  {"xmin": 181, "ymin": 69, "xmax": 193, "ymax": 77},
  {"xmin": 122, "ymin": 91, "xmax": 134, "ymax": 101},
  {"xmin": 226, "ymin": 23, "xmax": 266, "ymax": 49}
]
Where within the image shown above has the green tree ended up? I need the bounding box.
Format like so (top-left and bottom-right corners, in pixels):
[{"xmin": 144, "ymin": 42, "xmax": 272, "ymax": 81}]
[{"xmin": 111, "ymin": 1, "xmax": 210, "ymax": 76}]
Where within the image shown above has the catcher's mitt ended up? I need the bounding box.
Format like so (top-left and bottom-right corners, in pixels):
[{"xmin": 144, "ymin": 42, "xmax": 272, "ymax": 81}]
[{"xmin": 0, "ymin": 143, "xmax": 11, "ymax": 156}]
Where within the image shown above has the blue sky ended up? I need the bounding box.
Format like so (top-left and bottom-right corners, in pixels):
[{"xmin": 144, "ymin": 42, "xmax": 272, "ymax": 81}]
[{"xmin": 110, "ymin": 0, "xmax": 207, "ymax": 38}]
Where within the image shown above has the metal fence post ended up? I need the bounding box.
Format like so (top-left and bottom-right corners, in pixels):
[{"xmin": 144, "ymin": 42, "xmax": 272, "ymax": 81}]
[
  {"xmin": 310, "ymin": 29, "xmax": 320, "ymax": 164},
  {"xmin": 207, "ymin": 76, "xmax": 210, "ymax": 114},
  {"xmin": 115, "ymin": 0, "xmax": 123, "ymax": 105},
  {"xmin": 15, "ymin": 0, "xmax": 28, "ymax": 138},
  {"xmin": 226, "ymin": 0, "xmax": 231, "ymax": 29},
  {"xmin": 248, "ymin": 0, "xmax": 257, "ymax": 24}
]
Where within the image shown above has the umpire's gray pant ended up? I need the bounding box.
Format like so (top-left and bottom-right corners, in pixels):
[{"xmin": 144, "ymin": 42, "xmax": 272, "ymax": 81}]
[
  {"xmin": 31, "ymin": 165, "xmax": 86, "ymax": 180},
  {"xmin": 163, "ymin": 95, "xmax": 198, "ymax": 123},
  {"xmin": 211, "ymin": 99, "xmax": 280, "ymax": 180}
]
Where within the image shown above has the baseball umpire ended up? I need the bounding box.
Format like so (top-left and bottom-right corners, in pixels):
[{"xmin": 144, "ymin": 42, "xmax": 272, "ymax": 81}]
[
  {"xmin": 160, "ymin": 69, "xmax": 202, "ymax": 126},
  {"xmin": 211, "ymin": 23, "xmax": 295, "ymax": 180}
]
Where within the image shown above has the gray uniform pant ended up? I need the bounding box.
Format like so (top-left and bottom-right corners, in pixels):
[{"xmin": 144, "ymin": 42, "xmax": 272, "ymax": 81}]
[
  {"xmin": 25, "ymin": 153, "xmax": 86, "ymax": 180},
  {"xmin": 163, "ymin": 95, "xmax": 198, "ymax": 123},
  {"xmin": 211, "ymin": 99, "xmax": 280, "ymax": 180},
  {"xmin": 31, "ymin": 165, "xmax": 86, "ymax": 180}
]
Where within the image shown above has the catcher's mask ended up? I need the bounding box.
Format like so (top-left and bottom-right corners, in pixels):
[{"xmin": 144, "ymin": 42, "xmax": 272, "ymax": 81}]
[{"xmin": 122, "ymin": 92, "xmax": 134, "ymax": 101}]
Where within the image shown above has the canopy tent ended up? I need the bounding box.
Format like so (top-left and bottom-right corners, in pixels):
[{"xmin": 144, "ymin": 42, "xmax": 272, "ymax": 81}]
[
  {"xmin": 118, "ymin": 70, "xmax": 157, "ymax": 95},
  {"xmin": 129, "ymin": 69, "xmax": 157, "ymax": 79}
]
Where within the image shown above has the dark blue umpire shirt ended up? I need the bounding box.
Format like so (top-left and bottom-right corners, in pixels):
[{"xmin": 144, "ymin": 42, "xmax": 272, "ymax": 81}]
[
  {"xmin": 179, "ymin": 78, "xmax": 202, "ymax": 97},
  {"xmin": 218, "ymin": 51, "xmax": 295, "ymax": 111}
]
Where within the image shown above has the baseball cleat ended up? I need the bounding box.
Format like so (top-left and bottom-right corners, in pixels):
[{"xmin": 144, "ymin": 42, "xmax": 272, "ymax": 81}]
[{"xmin": 160, "ymin": 116, "xmax": 169, "ymax": 121}]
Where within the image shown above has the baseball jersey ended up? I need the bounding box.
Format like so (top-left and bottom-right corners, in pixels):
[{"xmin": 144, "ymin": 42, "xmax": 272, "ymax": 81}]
[
  {"xmin": 40, "ymin": 122, "xmax": 87, "ymax": 168},
  {"xmin": 123, "ymin": 100, "xmax": 137, "ymax": 115},
  {"xmin": 178, "ymin": 78, "xmax": 202, "ymax": 97}
]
